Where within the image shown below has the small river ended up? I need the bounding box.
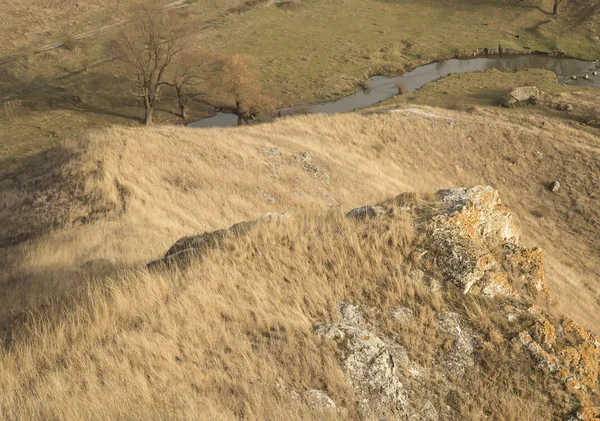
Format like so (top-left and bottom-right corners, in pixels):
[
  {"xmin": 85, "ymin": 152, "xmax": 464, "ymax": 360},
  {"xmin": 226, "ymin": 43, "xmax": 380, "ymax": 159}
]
[{"xmin": 189, "ymin": 55, "xmax": 599, "ymax": 128}]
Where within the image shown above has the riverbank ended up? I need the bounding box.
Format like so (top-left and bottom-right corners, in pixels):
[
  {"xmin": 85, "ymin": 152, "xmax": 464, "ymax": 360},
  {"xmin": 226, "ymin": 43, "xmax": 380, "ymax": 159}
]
[
  {"xmin": 1, "ymin": 0, "xmax": 600, "ymax": 168},
  {"xmin": 192, "ymin": 56, "xmax": 600, "ymax": 127}
]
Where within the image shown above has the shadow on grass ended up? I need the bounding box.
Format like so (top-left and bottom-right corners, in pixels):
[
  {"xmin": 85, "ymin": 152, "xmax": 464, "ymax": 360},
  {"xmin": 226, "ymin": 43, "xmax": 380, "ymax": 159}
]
[{"xmin": 377, "ymin": 0, "xmax": 553, "ymax": 14}]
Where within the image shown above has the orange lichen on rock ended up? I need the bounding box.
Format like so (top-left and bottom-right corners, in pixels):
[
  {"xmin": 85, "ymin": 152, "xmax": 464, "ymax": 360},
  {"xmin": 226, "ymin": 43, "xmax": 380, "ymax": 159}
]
[
  {"xmin": 563, "ymin": 319, "xmax": 591, "ymax": 342},
  {"xmin": 515, "ymin": 309, "xmax": 600, "ymax": 420},
  {"xmin": 528, "ymin": 306, "xmax": 557, "ymax": 347},
  {"xmin": 575, "ymin": 394, "xmax": 600, "ymax": 420},
  {"xmin": 481, "ymin": 271, "xmax": 518, "ymax": 297},
  {"xmin": 426, "ymin": 186, "xmax": 545, "ymax": 299},
  {"xmin": 501, "ymin": 243, "xmax": 549, "ymax": 298}
]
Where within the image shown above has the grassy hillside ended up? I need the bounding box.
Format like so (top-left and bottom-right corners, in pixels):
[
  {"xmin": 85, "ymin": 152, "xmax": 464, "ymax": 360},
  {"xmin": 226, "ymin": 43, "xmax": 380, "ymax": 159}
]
[
  {"xmin": 1, "ymin": 105, "xmax": 599, "ymax": 328},
  {"xmin": 0, "ymin": 106, "xmax": 599, "ymax": 419}
]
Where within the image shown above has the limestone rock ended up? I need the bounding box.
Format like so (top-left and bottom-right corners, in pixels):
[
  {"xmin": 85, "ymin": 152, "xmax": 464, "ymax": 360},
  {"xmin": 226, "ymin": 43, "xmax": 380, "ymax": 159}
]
[
  {"xmin": 437, "ymin": 312, "xmax": 474, "ymax": 376},
  {"xmin": 548, "ymin": 180, "xmax": 561, "ymax": 192},
  {"xmin": 427, "ymin": 186, "xmax": 521, "ymax": 296},
  {"xmin": 501, "ymin": 86, "xmax": 541, "ymax": 107},
  {"xmin": 420, "ymin": 400, "xmax": 439, "ymax": 421},
  {"xmin": 390, "ymin": 306, "xmax": 415, "ymax": 323},
  {"xmin": 514, "ymin": 306, "xmax": 600, "ymax": 419},
  {"xmin": 305, "ymin": 389, "xmax": 336, "ymax": 409},
  {"xmin": 340, "ymin": 302, "xmax": 365, "ymax": 326},
  {"xmin": 314, "ymin": 305, "xmax": 424, "ymax": 420},
  {"xmin": 500, "ymin": 243, "xmax": 549, "ymax": 298}
]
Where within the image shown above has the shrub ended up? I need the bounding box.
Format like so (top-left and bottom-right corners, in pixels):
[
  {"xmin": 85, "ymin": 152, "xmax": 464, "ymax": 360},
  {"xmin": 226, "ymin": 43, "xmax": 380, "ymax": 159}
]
[
  {"xmin": 63, "ymin": 38, "xmax": 82, "ymax": 52},
  {"xmin": 397, "ymin": 83, "xmax": 408, "ymax": 95},
  {"xmin": 358, "ymin": 78, "xmax": 371, "ymax": 91}
]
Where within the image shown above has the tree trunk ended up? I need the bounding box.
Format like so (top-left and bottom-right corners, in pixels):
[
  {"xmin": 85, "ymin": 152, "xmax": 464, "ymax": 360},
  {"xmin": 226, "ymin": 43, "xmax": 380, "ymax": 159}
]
[
  {"xmin": 176, "ymin": 86, "xmax": 188, "ymax": 119},
  {"xmin": 144, "ymin": 105, "xmax": 153, "ymax": 125},
  {"xmin": 553, "ymin": 0, "xmax": 560, "ymax": 14},
  {"xmin": 179, "ymin": 103, "xmax": 188, "ymax": 119}
]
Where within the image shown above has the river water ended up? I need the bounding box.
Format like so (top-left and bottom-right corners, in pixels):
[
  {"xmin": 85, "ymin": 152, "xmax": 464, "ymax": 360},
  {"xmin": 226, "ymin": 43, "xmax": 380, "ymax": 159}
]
[{"xmin": 190, "ymin": 55, "xmax": 599, "ymax": 128}]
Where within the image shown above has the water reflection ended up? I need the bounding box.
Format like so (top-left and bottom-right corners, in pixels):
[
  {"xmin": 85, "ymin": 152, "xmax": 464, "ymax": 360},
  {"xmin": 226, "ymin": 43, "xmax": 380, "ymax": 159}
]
[{"xmin": 190, "ymin": 55, "xmax": 598, "ymax": 128}]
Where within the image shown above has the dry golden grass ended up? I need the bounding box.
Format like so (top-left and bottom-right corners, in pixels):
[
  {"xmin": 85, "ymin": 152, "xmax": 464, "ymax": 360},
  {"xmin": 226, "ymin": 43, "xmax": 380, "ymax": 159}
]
[
  {"xmin": 0, "ymin": 212, "xmax": 571, "ymax": 420},
  {"xmin": 1, "ymin": 107, "xmax": 599, "ymax": 330},
  {"xmin": 0, "ymin": 106, "xmax": 599, "ymax": 419}
]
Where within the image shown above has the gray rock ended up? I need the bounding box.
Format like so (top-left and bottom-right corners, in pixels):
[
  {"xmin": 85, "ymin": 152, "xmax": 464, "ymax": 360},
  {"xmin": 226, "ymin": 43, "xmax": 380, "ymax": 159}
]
[
  {"xmin": 346, "ymin": 206, "xmax": 387, "ymax": 220},
  {"xmin": 146, "ymin": 258, "xmax": 166, "ymax": 271},
  {"xmin": 151, "ymin": 213, "xmax": 289, "ymax": 268},
  {"xmin": 305, "ymin": 389, "xmax": 336, "ymax": 409},
  {"xmin": 314, "ymin": 306, "xmax": 418, "ymax": 420},
  {"xmin": 390, "ymin": 306, "xmax": 415, "ymax": 323},
  {"xmin": 501, "ymin": 86, "xmax": 541, "ymax": 107},
  {"xmin": 429, "ymin": 186, "xmax": 519, "ymax": 296},
  {"xmin": 341, "ymin": 326, "xmax": 416, "ymax": 419},
  {"xmin": 340, "ymin": 303, "xmax": 365, "ymax": 326},
  {"xmin": 437, "ymin": 312, "xmax": 474, "ymax": 376},
  {"xmin": 420, "ymin": 400, "xmax": 439, "ymax": 421},
  {"xmin": 313, "ymin": 324, "xmax": 346, "ymax": 340},
  {"xmin": 548, "ymin": 181, "xmax": 560, "ymax": 192}
]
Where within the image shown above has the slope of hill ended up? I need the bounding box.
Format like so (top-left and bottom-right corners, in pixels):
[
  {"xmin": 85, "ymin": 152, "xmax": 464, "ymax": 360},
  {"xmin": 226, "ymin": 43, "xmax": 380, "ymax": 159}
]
[{"xmin": 0, "ymin": 105, "xmax": 599, "ymax": 419}]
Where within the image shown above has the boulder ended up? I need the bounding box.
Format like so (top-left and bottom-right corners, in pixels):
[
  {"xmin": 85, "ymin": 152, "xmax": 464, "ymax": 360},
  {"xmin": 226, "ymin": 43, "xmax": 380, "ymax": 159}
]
[
  {"xmin": 501, "ymin": 86, "xmax": 541, "ymax": 108},
  {"xmin": 305, "ymin": 389, "xmax": 336, "ymax": 409},
  {"xmin": 511, "ymin": 307, "xmax": 600, "ymax": 420},
  {"xmin": 548, "ymin": 180, "xmax": 560, "ymax": 192},
  {"xmin": 427, "ymin": 186, "xmax": 523, "ymax": 296}
]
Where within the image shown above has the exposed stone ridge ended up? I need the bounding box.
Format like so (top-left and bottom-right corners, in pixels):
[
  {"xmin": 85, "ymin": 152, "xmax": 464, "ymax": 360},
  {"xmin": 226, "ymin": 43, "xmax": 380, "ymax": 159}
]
[
  {"xmin": 151, "ymin": 185, "xmax": 598, "ymax": 420},
  {"xmin": 147, "ymin": 213, "xmax": 288, "ymax": 269},
  {"xmin": 507, "ymin": 305, "xmax": 600, "ymax": 420},
  {"xmin": 314, "ymin": 304, "xmax": 436, "ymax": 421},
  {"xmin": 425, "ymin": 186, "xmax": 549, "ymax": 298},
  {"xmin": 502, "ymin": 86, "xmax": 542, "ymax": 108}
]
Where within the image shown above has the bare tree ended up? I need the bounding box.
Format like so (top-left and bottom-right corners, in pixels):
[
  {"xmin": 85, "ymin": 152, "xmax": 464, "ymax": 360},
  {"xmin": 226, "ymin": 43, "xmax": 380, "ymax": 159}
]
[
  {"xmin": 112, "ymin": 5, "xmax": 189, "ymax": 124},
  {"xmin": 553, "ymin": 0, "xmax": 565, "ymax": 14},
  {"xmin": 214, "ymin": 55, "xmax": 276, "ymax": 125},
  {"xmin": 166, "ymin": 50, "xmax": 207, "ymax": 119}
]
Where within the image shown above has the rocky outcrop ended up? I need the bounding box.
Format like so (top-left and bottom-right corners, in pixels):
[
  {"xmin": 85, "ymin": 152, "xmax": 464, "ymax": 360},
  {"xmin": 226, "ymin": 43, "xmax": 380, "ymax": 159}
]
[
  {"xmin": 425, "ymin": 186, "xmax": 547, "ymax": 299},
  {"xmin": 346, "ymin": 205, "xmax": 388, "ymax": 220},
  {"xmin": 343, "ymin": 185, "xmax": 598, "ymax": 420},
  {"xmin": 155, "ymin": 185, "xmax": 598, "ymax": 420},
  {"xmin": 314, "ymin": 304, "xmax": 434, "ymax": 421},
  {"xmin": 509, "ymin": 305, "xmax": 600, "ymax": 420}
]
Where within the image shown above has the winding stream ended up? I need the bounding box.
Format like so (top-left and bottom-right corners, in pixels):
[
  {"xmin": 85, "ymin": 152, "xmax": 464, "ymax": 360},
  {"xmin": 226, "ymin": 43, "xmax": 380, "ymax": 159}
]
[{"xmin": 190, "ymin": 55, "xmax": 599, "ymax": 128}]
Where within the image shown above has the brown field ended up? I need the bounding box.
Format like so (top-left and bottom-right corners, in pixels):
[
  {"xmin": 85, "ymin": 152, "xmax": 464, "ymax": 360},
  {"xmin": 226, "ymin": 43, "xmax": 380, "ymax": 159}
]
[{"xmin": 0, "ymin": 104, "xmax": 598, "ymax": 418}]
